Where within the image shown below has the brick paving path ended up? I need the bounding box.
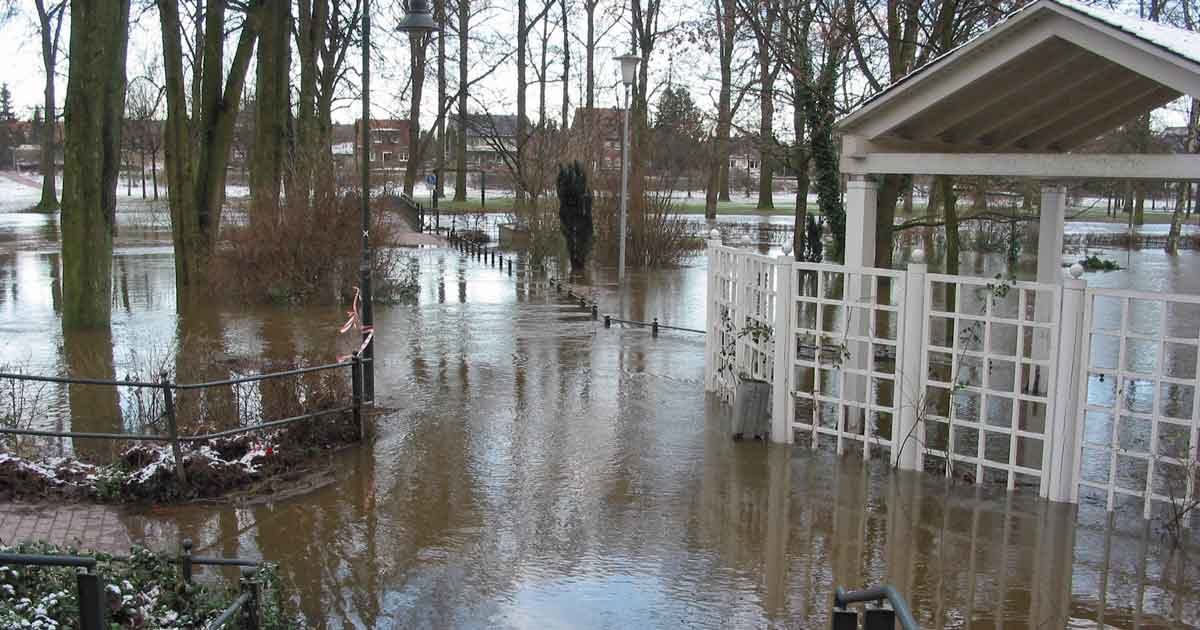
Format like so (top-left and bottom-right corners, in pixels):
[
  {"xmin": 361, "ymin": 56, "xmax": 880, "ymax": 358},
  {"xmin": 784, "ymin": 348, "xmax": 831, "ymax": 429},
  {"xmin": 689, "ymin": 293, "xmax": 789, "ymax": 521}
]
[{"xmin": 0, "ymin": 502, "xmax": 134, "ymax": 554}]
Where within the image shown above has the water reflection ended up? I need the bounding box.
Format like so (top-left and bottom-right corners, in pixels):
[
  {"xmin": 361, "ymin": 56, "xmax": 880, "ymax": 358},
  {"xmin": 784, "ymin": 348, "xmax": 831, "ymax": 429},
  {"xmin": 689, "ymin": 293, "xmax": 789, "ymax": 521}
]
[{"xmin": 3, "ymin": 209, "xmax": 1200, "ymax": 627}]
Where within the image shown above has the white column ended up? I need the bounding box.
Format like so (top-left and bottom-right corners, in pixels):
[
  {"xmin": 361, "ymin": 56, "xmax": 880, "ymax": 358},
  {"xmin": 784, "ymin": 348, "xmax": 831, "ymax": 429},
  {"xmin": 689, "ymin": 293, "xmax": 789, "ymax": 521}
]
[
  {"xmin": 771, "ymin": 254, "xmax": 794, "ymax": 443},
  {"xmin": 895, "ymin": 255, "xmax": 928, "ymax": 471},
  {"xmin": 1046, "ymin": 265, "xmax": 1087, "ymax": 503},
  {"xmin": 1037, "ymin": 185, "xmax": 1068, "ymax": 285},
  {"xmin": 704, "ymin": 236, "xmax": 722, "ymax": 392},
  {"xmin": 843, "ymin": 176, "xmax": 879, "ymax": 268}
]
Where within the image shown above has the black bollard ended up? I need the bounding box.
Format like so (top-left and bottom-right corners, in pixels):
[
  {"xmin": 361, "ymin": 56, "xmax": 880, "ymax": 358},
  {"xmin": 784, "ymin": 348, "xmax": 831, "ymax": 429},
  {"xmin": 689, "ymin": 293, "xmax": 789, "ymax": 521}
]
[
  {"xmin": 591, "ymin": 304, "xmax": 598, "ymax": 320},
  {"xmin": 652, "ymin": 318, "xmax": 659, "ymax": 337},
  {"xmin": 604, "ymin": 315, "xmax": 611, "ymax": 328}
]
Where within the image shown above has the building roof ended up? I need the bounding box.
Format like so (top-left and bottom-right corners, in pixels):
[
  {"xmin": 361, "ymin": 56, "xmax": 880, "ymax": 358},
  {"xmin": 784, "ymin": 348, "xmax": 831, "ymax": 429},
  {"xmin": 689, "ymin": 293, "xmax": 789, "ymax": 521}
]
[{"xmin": 836, "ymin": 0, "xmax": 1200, "ymax": 154}]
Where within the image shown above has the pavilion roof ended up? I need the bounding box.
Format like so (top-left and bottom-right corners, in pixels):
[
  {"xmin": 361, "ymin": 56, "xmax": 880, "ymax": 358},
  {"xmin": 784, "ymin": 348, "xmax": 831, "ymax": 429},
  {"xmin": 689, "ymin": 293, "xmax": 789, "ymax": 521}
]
[{"xmin": 836, "ymin": 0, "xmax": 1200, "ymax": 154}]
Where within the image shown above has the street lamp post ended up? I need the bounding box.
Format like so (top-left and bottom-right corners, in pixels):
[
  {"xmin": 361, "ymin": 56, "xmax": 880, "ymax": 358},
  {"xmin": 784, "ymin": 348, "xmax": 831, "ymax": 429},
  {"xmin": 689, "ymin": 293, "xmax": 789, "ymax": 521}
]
[
  {"xmin": 613, "ymin": 53, "xmax": 640, "ymax": 283},
  {"xmin": 360, "ymin": 0, "xmax": 374, "ymax": 401},
  {"xmin": 399, "ymin": 0, "xmax": 439, "ymax": 234}
]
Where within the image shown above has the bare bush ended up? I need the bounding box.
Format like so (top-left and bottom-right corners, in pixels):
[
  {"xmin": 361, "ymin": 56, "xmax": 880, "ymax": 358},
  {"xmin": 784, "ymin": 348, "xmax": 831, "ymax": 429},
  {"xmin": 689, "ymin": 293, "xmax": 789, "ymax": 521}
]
[
  {"xmin": 213, "ymin": 190, "xmax": 418, "ymax": 304},
  {"xmin": 0, "ymin": 363, "xmax": 52, "ymax": 459},
  {"xmin": 592, "ymin": 191, "xmax": 702, "ymax": 268}
]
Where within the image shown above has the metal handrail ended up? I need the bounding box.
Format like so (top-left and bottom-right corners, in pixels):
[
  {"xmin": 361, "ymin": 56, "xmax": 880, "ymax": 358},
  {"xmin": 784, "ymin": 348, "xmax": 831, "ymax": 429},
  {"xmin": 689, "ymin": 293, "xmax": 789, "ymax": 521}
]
[
  {"xmin": 0, "ymin": 552, "xmax": 97, "ymax": 569},
  {"xmin": 834, "ymin": 585, "xmax": 920, "ymax": 630}
]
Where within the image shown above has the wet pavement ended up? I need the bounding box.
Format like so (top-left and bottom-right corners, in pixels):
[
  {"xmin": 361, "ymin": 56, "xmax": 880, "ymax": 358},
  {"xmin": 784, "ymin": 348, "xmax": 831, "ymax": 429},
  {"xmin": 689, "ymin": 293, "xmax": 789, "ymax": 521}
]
[{"xmin": 1, "ymin": 202, "xmax": 1199, "ymax": 627}]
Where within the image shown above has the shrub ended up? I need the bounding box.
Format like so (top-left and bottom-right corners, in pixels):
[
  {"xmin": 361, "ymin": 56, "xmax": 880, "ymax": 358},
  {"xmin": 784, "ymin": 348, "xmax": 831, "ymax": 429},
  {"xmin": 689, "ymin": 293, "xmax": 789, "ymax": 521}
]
[
  {"xmin": 0, "ymin": 542, "xmax": 298, "ymax": 628},
  {"xmin": 213, "ymin": 191, "xmax": 418, "ymax": 305}
]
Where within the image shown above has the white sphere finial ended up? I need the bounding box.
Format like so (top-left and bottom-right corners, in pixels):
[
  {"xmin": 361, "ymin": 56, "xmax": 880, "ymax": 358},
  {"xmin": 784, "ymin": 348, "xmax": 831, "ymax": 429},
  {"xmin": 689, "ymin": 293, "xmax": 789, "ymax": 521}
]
[
  {"xmin": 782, "ymin": 243, "xmax": 793, "ymax": 256},
  {"xmin": 709, "ymin": 228, "xmax": 720, "ymax": 240},
  {"xmin": 1069, "ymin": 262, "xmax": 1085, "ymax": 279},
  {"xmin": 911, "ymin": 248, "xmax": 926, "ymax": 264}
]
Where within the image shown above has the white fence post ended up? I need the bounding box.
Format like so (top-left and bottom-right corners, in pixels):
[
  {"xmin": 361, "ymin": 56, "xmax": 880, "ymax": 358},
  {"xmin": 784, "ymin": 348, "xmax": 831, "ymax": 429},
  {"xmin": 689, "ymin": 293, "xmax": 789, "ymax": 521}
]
[
  {"xmin": 895, "ymin": 254, "xmax": 928, "ymax": 471},
  {"xmin": 704, "ymin": 236, "xmax": 722, "ymax": 392},
  {"xmin": 1046, "ymin": 265, "xmax": 1087, "ymax": 503},
  {"xmin": 771, "ymin": 254, "xmax": 794, "ymax": 444}
]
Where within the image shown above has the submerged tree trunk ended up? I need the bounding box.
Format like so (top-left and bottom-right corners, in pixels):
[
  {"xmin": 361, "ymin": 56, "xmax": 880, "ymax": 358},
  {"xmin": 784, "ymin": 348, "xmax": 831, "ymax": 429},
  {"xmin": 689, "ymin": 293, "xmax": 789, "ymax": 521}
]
[
  {"xmin": 708, "ymin": 0, "xmax": 735, "ymax": 213},
  {"xmin": 61, "ymin": 0, "xmax": 130, "ymax": 329},
  {"xmin": 159, "ymin": 0, "xmax": 261, "ymax": 291},
  {"xmin": 35, "ymin": 0, "xmax": 65, "ymax": 212}
]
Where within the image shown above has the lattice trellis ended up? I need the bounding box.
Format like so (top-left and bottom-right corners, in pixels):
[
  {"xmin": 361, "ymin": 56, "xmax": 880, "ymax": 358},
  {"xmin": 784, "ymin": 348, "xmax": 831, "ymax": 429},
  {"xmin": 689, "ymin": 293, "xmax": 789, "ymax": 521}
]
[{"xmin": 921, "ymin": 274, "xmax": 1061, "ymax": 491}]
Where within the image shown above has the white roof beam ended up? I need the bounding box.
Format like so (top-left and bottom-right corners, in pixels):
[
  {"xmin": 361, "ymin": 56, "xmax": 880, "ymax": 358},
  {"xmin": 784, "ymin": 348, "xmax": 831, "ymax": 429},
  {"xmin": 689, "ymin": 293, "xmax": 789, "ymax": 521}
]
[
  {"xmin": 1054, "ymin": 15, "xmax": 1200, "ymax": 98},
  {"xmin": 841, "ymin": 152, "xmax": 1200, "ymax": 179}
]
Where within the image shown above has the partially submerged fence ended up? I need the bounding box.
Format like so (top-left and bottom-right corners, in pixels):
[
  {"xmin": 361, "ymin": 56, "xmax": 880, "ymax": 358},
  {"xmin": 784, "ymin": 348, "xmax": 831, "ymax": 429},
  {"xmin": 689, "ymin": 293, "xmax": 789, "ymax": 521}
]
[
  {"xmin": 0, "ymin": 356, "xmax": 369, "ymax": 487},
  {"xmin": 705, "ymin": 239, "xmax": 1200, "ymax": 516}
]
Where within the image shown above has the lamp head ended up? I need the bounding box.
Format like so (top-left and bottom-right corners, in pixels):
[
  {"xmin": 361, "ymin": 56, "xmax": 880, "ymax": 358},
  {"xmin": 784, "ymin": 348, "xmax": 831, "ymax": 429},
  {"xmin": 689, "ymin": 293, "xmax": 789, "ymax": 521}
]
[
  {"xmin": 614, "ymin": 54, "xmax": 641, "ymax": 87},
  {"xmin": 397, "ymin": 0, "xmax": 438, "ymax": 34}
]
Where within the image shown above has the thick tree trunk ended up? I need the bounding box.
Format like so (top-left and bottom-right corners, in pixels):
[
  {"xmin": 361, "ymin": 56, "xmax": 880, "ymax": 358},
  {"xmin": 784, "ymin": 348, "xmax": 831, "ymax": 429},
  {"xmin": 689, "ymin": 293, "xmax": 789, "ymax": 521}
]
[
  {"xmin": 251, "ymin": 0, "xmax": 291, "ymax": 222},
  {"xmin": 35, "ymin": 0, "xmax": 64, "ymax": 212},
  {"xmin": 61, "ymin": 0, "xmax": 130, "ymax": 329},
  {"xmin": 454, "ymin": 0, "xmax": 469, "ymax": 201},
  {"xmin": 755, "ymin": 16, "xmax": 775, "ymax": 210},
  {"xmin": 159, "ymin": 0, "xmax": 260, "ymax": 291},
  {"xmin": 560, "ymin": 0, "xmax": 569, "ymax": 129}
]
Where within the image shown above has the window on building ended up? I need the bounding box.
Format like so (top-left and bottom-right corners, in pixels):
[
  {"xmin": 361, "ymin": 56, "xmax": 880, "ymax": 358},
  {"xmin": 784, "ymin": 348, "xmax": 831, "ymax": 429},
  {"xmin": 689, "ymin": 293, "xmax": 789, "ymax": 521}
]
[
  {"xmin": 748, "ymin": 159, "xmax": 759, "ymax": 170},
  {"xmin": 398, "ymin": 153, "xmax": 408, "ymax": 162},
  {"xmin": 382, "ymin": 152, "xmax": 393, "ymax": 162}
]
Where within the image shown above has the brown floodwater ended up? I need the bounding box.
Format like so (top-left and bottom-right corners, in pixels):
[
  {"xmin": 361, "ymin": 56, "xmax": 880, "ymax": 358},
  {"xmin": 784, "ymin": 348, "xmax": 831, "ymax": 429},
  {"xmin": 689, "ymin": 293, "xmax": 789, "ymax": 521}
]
[{"xmin": 2, "ymin": 208, "xmax": 1199, "ymax": 628}]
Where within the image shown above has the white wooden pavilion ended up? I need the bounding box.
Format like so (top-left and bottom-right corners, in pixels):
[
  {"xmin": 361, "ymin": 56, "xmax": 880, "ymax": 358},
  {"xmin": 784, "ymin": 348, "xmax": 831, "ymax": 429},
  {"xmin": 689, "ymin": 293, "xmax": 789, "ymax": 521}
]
[{"xmin": 836, "ymin": 0, "xmax": 1200, "ymax": 284}]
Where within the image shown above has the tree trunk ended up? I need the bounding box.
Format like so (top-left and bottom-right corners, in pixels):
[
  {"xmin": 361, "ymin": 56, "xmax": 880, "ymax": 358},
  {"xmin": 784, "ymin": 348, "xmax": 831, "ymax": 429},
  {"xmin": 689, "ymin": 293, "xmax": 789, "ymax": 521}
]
[
  {"xmin": 151, "ymin": 147, "xmax": 158, "ymax": 200},
  {"xmin": 454, "ymin": 0, "xmax": 469, "ymax": 201},
  {"xmin": 294, "ymin": 0, "xmax": 328, "ymax": 209},
  {"xmin": 159, "ymin": 0, "xmax": 261, "ymax": 291},
  {"xmin": 251, "ymin": 0, "xmax": 291, "ymax": 222},
  {"xmin": 436, "ymin": 0, "xmax": 447, "ymax": 201},
  {"xmin": 61, "ymin": 0, "xmax": 130, "ymax": 329},
  {"xmin": 516, "ymin": 0, "xmax": 528, "ymax": 204},
  {"xmin": 560, "ymin": 0, "xmax": 569, "ymax": 129},
  {"xmin": 754, "ymin": 10, "xmax": 776, "ymax": 211},
  {"xmin": 940, "ymin": 176, "xmax": 959, "ymax": 277},
  {"xmin": 403, "ymin": 34, "xmax": 428, "ymax": 197},
  {"xmin": 585, "ymin": 0, "xmax": 595, "ymax": 110},
  {"xmin": 35, "ymin": 0, "xmax": 64, "ymax": 212},
  {"xmin": 706, "ymin": 0, "xmax": 734, "ymax": 216}
]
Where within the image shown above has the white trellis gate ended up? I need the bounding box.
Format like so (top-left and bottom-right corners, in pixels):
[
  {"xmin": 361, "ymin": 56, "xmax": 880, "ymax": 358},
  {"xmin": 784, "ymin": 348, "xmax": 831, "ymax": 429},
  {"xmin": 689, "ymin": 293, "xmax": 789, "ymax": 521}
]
[{"xmin": 705, "ymin": 240, "xmax": 1200, "ymax": 514}]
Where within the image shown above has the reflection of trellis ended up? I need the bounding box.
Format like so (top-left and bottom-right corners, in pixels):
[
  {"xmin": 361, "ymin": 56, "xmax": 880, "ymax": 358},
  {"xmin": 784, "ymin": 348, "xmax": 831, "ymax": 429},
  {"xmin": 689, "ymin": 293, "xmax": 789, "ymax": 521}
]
[
  {"xmin": 782, "ymin": 263, "xmax": 905, "ymax": 462},
  {"xmin": 922, "ymin": 274, "xmax": 1061, "ymax": 491},
  {"xmin": 1076, "ymin": 288, "xmax": 1200, "ymax": 519}
]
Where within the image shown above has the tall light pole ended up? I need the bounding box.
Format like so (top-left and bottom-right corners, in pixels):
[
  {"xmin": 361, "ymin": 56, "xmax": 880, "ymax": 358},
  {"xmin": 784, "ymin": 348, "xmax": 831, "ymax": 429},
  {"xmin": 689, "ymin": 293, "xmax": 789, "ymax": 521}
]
[
  {"xmin": 614, "ymin": 53, "xmax": 640, "ymax": 283},
  {"xmin": 399, "ymin": 0, "xmax": 439, "ymax": 228},
  {"xmin": 361, "ymin": 0, "xmax": 374, "ymax": 400}
]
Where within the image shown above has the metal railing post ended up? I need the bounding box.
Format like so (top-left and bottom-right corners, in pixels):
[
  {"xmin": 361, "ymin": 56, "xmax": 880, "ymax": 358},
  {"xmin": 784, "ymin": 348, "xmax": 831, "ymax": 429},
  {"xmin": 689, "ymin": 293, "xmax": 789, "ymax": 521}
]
[
  {"xmin": 162, "ymin": 372, "xmax": 189, "ymax": 490},
  {"xmin": 351, "ymin": 353, "xmax": 364, "ymax": 441},
  {"xmin": 181, "ymin": 538, "xmax": 194, "ymax": 583},
  {"xmin": 591, "ymin": 303, "xmax": 598, "ymax": 320},
  {"xmin": 77, "ymin": 568, "xmax": 106, "ymax": 630},
  {"xmin": 239, "ymin": 566, "xmax": 261, "ymax": 630},
  {"xmin": 604, "ymin": 315, "xmax": 611, "ymax": 328},
  {"xmin": 652, "ymin": 318, "xmax": 659, "ymax": 337}
]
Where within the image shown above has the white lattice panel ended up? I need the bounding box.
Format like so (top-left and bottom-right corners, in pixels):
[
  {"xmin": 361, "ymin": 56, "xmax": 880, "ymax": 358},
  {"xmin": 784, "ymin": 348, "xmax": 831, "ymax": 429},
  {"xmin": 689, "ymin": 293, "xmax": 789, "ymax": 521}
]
[
  {"xmin": 921, "ymin": 274, "xmax": 1061, "ymax": 491},
  {"xmin": 1076, "ymin": 288, "xmax": 1200, "ymax": 519},
  {"xmin": 783, "ymin": 263, "xmax": 905, "ymax": 461}
]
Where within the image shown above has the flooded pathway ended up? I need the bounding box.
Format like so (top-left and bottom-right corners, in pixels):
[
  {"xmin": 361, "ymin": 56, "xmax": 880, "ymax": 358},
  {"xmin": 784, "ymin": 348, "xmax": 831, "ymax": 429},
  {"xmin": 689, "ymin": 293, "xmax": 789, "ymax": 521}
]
[{"xmin": 1, "ymin": 204, "xmax": 1198, "ymax": 627}]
